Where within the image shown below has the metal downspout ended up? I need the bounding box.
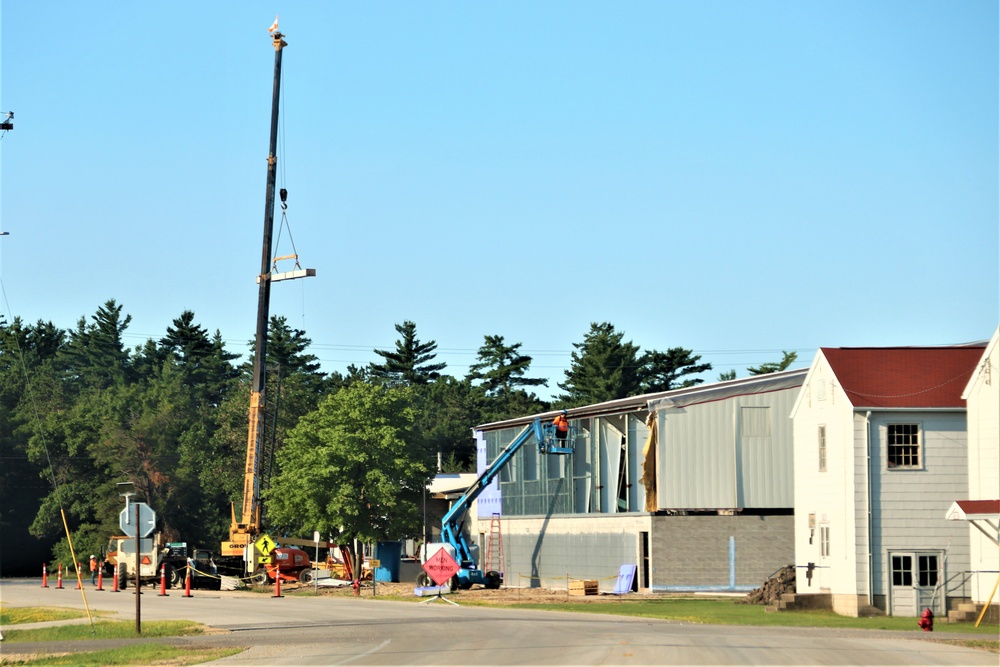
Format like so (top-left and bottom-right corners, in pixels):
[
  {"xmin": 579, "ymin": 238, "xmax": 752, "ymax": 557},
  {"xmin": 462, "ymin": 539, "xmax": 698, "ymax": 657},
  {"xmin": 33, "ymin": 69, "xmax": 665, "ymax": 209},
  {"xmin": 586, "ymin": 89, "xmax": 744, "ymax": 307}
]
[{"xmin": 865, "ymin": 410, "xmax": 874, "ymax": 607}]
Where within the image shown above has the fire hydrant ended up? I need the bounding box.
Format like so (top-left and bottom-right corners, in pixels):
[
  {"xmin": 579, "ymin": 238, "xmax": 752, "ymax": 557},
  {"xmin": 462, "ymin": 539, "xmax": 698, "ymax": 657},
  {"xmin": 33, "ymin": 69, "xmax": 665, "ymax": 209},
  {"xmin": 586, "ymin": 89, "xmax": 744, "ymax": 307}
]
[{"xmin": 917, "ymin": 608, "xmax": 934, "ymax": 632}]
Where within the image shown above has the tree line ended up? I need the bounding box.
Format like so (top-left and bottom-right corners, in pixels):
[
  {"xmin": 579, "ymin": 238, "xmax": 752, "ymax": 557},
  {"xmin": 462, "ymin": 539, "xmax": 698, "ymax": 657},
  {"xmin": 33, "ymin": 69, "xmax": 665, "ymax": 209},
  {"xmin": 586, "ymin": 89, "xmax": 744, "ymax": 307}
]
[{"xmin": 0, "ymin": 300, "xmax": 794, "ymax": 571}]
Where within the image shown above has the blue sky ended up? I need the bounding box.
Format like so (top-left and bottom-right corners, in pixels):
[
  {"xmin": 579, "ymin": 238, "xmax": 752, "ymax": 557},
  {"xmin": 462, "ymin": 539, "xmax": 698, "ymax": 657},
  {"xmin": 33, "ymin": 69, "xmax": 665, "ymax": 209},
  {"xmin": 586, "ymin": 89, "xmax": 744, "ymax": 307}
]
[{"xmin": 1, "ymin": 2, "xmax": 997, "ymax": 400}]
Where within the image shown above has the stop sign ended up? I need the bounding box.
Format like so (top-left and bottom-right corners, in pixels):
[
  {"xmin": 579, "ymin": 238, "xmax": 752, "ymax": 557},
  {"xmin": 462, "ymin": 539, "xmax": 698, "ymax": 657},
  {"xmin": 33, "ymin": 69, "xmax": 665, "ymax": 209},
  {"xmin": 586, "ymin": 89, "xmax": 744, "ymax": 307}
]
[
  {"xmin": 421, "ymin": 548, "xmax": 460, "ymax": 586},
  {"xmin": 119, "ymin": 502, "xmax": 156, "ymax": 538}
]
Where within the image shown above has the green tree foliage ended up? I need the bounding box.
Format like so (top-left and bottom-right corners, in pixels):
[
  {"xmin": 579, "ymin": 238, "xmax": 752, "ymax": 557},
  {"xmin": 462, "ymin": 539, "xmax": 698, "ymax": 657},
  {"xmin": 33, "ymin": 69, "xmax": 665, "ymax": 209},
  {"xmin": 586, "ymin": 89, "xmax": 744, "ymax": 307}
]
[
  {"xmin": 640, "ymin": 347, "xmax": 712, "ymax": 393},
  {"xmin": 748, "ymin": 351, "xmax": 798, "ymax": 375},
  {"xmin": 468, "ymin": 335, "xmax": 547, "ymax": 396},
  {"xmin": 265, "ymin": 383, "xmax": 431, "ymax": 542},
  {"xmin": 160, "ymin": 311, "xmax": 240, "ymax": 406},
  {"xmin": 718, "ymin": 369, "xmax": 737, "ymax": 381},
  {"xmin": 467, "ymin": 334, "xmax": 548, "ymax": 420},
  {"xmin": 61, "ymin": 300, "xmax": 133, "ymax": 390},
  {"xmin": 0, "ymin": 317, "xmax": 68, "ymax": 571},
  {"xmin": 412, "ymin": 376, "xmax": 483, "ymax": 470},
  {"xmin": 369, "ymin": 320, "xmax": 446, "ymax": 386},
  {"xmin": 558, "ymin": 322, "xmax": 643, "ymax": 406}
]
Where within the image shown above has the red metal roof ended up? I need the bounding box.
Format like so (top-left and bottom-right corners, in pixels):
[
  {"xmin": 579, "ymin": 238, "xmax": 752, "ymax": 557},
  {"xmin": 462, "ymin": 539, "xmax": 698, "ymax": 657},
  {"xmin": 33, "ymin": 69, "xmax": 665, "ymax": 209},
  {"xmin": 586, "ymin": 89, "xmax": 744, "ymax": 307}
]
[
  {"xmin": 954, "ymin": 499, "xmax": 1000, "ymax": 517},
  {"xmin": 821, "ymin": 346, "xmax": 985, "ymax": 408}
]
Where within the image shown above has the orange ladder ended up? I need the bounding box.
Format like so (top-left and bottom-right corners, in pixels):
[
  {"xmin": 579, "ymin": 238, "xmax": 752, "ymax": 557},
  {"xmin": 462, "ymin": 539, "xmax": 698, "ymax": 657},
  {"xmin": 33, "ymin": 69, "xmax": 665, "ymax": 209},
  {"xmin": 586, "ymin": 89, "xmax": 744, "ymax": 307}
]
[{"xmin": 484, "ymin": 513, "xmax": 505, "ymax": 577}]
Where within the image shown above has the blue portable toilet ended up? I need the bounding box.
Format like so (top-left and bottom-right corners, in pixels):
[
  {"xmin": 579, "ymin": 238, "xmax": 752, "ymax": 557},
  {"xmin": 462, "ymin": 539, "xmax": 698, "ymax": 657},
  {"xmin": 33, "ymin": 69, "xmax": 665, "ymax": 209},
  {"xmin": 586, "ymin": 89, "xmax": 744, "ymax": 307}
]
[{"xmin": 374, "ymin": 541, "xmax": 402, "ymax": 582}]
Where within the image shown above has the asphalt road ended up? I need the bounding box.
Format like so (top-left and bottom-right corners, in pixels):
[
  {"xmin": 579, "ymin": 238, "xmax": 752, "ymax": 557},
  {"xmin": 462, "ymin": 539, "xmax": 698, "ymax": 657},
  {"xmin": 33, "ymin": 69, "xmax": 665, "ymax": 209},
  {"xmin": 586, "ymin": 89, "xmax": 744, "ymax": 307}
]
[{"xmin": 1, "ymin": 578, "xmax": 995, "ymax": 666}]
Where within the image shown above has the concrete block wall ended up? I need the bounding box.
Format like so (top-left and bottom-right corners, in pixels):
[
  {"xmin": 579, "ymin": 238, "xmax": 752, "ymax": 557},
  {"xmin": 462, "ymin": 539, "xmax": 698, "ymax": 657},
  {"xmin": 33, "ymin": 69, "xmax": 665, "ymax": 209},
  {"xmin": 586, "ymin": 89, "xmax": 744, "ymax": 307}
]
[
  {"xmin": 496, "ymin": 515, "xmax": 651, "ymax": 591},
  {"xmin": 650, "ymin": 514, "xmax": 794, "ymax": 590}
]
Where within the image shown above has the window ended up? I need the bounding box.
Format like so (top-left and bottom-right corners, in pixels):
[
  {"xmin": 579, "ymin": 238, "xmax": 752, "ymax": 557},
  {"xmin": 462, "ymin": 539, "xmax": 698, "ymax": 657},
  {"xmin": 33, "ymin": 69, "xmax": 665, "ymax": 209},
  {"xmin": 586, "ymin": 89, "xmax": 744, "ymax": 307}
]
[
  {"xmin": 918, "ymin": 555, "xmax": 938, "ymax": 587},
  {"xmin": 819, "ymin": 525, "xmax": 830, "ymax": 558},
  {"xmin": 892, "ymin": 555, "xmax": 913, "ymax": 586},
  {"xmin": 818, "ymin": 425, "xmax": 827, "ymax": 472},
  {"xmin": 887, "ymin": 423, "xmax": 921, "ymax": 469}
]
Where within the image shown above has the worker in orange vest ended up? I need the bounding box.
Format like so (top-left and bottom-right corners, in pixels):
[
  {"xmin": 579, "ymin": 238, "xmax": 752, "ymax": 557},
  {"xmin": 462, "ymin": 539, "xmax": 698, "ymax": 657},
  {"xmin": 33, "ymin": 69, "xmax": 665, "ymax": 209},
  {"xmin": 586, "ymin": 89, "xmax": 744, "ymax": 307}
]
[
  {"xmin": 553, "ymin": 410, "xmax": 569, "ymax": 446},
  {"xmin": 89, "ymin": 555, "xmax": 98, "ymax": 585}
]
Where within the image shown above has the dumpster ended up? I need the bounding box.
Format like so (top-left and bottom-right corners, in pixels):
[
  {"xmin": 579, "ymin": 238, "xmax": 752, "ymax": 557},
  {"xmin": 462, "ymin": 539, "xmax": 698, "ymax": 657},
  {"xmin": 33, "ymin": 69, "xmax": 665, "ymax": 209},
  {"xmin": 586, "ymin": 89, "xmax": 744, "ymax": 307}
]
[{"xmin": 374, "ymin": 541, "xmax": 402, "ymax": 582}]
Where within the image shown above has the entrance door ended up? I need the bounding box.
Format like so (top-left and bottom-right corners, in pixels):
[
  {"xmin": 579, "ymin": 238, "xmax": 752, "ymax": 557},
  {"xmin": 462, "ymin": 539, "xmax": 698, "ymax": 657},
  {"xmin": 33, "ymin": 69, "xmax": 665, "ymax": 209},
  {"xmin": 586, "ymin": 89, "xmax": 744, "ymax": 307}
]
[{"xmin": 889, "ymin": 552, "xmax": 943, "ymax": 616}]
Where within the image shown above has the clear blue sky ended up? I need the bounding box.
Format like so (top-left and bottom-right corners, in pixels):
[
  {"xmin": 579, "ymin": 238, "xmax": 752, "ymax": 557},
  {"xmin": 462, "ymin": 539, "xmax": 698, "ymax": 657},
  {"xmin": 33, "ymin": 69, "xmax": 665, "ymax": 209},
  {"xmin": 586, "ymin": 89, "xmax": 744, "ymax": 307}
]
[{"xmin": 1, "ymin": 2, "xmax": 997, "ymax": 400}]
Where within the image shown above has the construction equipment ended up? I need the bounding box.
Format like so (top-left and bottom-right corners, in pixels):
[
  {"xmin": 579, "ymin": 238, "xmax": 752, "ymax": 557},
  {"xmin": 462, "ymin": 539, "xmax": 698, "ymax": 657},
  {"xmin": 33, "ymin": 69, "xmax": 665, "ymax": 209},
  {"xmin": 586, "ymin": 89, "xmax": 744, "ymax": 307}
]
[
  {"xmin": 219, "ymin": 26, "xmax": 315, "ymax": 578},
  {"xmin": 418, "ymin": 417, "xmax": 572, "ymax": 589}
]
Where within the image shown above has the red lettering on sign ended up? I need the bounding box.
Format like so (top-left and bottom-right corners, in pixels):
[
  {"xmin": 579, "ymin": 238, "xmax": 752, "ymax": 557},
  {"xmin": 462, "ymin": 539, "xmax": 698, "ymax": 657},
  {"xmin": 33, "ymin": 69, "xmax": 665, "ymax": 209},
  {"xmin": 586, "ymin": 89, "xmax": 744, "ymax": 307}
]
[{"xmin": 421, "ymin": 548, "xmax": 460, "ymax": 586}]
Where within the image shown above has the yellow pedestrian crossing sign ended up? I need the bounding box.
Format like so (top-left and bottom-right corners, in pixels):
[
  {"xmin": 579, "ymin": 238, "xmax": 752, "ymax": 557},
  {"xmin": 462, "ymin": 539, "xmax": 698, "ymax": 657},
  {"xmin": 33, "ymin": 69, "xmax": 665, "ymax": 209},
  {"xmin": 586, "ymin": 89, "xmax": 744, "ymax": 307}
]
[{"xmin": 254, "ymin": 534, "xmax": 276, "ymax": 556}]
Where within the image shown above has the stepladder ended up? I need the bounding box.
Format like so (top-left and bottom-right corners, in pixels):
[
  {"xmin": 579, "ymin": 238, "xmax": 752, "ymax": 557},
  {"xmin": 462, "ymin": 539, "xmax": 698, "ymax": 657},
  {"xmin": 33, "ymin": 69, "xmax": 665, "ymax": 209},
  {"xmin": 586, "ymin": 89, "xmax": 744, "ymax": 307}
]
[{"xmin": 484, "ymin": 513, "xmax": 504, "ymax": 580}]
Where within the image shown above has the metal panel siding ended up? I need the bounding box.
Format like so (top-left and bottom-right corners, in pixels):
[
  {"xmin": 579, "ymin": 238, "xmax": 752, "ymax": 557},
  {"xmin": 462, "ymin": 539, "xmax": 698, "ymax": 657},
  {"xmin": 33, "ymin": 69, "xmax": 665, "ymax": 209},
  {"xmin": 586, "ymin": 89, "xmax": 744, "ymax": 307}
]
[
  {"xmin": 737, "ymin": 392, "xmax": 796, "ymax": 508},
  {"xmin": 659, "ymin": 400, "xmax": 737, "ymax": 508}
]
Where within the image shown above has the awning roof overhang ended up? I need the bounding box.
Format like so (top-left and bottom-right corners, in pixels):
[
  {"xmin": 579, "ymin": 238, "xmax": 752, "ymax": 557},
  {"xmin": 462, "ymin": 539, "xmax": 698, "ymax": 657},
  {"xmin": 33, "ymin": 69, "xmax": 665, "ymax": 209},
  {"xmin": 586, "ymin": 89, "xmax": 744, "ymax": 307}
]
[{"xmin": 946, "ymin": 499, "xmax": 1000, "ymax": 546}]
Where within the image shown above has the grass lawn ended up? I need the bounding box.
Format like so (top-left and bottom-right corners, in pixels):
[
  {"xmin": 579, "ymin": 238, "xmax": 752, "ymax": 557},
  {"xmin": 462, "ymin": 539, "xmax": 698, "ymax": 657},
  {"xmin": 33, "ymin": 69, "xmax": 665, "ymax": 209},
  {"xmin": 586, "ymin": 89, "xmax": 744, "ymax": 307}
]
[
  {"xmin": 507, "ymin": 597, "xmax": 1000, "ymax": 634},
  {"xmin": 0, "ymin": 607, "xmax": 92, "ymax": 625},
  {"xmin": 0, "ymin": 608, "xmax": 241, "ymax": 666},
  {"xmin": 0, "ymin": 643, "xmax": 242, "ymax": 666},
  {"xmin": 2, "ymin": 619, "xmax": 206, "ymax": 643}
]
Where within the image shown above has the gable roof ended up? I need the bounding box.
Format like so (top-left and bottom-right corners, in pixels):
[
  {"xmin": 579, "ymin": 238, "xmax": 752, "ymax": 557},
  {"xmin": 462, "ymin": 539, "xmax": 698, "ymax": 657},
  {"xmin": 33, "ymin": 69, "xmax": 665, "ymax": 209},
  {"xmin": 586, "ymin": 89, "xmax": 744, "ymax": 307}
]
[
  {"xmin": 821, "ymin": 345, "xmax": 985, "ymax": 409},
  {"xmin": 962, "ymin": 325, "xmax": 999, "ymax": 399}
]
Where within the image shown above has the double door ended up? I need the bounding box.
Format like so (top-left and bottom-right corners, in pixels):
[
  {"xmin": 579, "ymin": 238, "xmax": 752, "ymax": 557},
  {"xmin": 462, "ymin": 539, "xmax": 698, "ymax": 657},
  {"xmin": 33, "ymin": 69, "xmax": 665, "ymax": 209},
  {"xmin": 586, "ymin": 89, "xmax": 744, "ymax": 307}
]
[{"xmin": 889, "ymin": 551, "xmax": 943, "ymax": 616}]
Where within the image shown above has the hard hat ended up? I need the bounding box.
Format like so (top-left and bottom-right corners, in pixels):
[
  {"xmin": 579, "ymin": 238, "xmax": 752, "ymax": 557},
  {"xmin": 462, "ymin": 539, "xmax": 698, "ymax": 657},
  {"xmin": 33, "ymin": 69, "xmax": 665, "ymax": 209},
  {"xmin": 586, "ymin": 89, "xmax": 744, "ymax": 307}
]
[
  {"xmin": 90, "ymin": 554, "xmax": 95, "ymax": 558},
  {"xmin": 561, "ymin": 409, "xmax": 568, "ymax": 415}
]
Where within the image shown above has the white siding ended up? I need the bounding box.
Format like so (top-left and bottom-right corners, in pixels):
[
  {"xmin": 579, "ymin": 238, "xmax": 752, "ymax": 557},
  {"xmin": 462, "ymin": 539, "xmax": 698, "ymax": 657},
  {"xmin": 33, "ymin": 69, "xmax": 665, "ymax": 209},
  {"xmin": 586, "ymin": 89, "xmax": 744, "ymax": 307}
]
[
  {"xmin": 793, "ymin": 353, "xmax": 860, "ymax": 600},
  {"xmin": 962, "ymin": 327, "xmax": 1000, "ymax": 603}
]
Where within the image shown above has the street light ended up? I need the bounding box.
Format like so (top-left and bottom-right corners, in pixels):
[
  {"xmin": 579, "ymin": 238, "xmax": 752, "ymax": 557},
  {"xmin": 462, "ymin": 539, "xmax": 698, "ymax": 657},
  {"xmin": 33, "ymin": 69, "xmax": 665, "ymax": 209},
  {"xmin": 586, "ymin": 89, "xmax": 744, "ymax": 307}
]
[{"xmin": 117, "ymin": 481, "xmax": 140, "ymax": 635}]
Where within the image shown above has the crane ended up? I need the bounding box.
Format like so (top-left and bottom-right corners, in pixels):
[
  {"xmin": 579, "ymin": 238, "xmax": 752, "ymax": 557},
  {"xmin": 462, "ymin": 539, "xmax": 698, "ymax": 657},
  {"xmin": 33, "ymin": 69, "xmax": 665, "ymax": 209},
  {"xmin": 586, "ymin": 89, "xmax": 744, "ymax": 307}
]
[{"xmin": 219, "ymin": 27, "xmax": 315, "ymax": 574}]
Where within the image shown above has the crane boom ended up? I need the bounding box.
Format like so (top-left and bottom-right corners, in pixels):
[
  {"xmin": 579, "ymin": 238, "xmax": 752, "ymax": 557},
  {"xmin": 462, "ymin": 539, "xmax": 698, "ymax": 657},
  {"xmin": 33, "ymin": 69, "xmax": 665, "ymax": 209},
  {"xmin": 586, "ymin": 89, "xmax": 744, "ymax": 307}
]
[{"xmin": 222, "ymin": 29, "xmax": 313, "ymax": 561}]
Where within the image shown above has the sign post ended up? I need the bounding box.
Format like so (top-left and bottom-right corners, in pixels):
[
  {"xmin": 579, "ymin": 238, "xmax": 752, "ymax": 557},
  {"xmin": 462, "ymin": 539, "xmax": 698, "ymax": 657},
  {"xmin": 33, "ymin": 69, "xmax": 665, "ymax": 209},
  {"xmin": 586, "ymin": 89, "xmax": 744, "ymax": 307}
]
[{"xmin": 313, "ymin": 531, "xmax": 320, "ymax": 594}]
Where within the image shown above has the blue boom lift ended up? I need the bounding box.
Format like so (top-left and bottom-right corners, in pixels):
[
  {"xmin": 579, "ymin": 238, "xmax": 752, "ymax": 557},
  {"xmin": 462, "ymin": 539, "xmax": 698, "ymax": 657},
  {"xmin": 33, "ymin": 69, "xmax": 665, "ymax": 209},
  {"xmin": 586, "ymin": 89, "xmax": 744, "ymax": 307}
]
[{"xmin": 420, "ymin": 417, "xmax": 574, "ymax": 589}]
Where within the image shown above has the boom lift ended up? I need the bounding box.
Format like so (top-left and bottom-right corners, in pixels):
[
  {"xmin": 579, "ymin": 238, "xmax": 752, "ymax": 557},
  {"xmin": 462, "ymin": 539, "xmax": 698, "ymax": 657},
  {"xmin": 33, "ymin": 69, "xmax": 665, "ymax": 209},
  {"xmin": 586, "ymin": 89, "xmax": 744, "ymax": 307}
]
[{"xmin": 419, "ymin": 417, "xmax": 573, "ymax": 590}]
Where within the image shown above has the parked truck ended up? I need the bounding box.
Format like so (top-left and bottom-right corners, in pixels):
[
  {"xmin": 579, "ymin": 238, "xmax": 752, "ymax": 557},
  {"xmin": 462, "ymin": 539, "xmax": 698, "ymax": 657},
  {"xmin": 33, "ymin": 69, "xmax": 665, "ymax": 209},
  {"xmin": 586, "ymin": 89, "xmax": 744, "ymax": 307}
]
[{"xmin": 105, "ymin": 535, "xmax": 219, "ymax": 590}]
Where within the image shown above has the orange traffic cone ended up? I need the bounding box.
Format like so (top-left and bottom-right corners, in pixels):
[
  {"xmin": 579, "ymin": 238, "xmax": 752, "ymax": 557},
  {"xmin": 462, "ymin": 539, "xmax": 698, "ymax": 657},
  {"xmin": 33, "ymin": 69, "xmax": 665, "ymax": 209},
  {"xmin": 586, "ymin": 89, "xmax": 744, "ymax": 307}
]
[
  {"xmin": 42, "ymin": 563, "xmax": 49, "ymax": 588},
  {"xmin": 183, "ymin": 566, "xmax": 193, "ymax": 598},
  {"xmin": 158, "ymin": 563, "xmax": 169, "ymax": 596},
  {"xmin": 272, "ymin": 565, "xmax": 283, "ymax": 598}
]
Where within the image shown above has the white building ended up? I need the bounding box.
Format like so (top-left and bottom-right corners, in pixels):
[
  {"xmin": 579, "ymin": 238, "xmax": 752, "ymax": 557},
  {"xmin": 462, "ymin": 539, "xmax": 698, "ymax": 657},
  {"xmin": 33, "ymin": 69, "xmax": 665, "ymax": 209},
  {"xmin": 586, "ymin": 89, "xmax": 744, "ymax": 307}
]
[
  {"xmin": 791, "ymin": 344, "xmax": 986, "ymax": 617},
  {"xmin": 952, "ymin": 326, "xmax": 1000, "ymax": 607}
]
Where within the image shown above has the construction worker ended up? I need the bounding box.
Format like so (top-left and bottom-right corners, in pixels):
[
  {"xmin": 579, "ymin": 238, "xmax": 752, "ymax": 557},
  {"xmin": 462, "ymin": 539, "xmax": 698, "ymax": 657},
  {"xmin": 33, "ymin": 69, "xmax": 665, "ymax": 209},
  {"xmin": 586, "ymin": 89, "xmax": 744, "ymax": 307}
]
[
  {"xmin": 553, "ymin": 410, "xmax": 569, "ymax": 446},
  {"xmin": 89, "ymin": 555, "xmax": 98, "ymax": 585}
]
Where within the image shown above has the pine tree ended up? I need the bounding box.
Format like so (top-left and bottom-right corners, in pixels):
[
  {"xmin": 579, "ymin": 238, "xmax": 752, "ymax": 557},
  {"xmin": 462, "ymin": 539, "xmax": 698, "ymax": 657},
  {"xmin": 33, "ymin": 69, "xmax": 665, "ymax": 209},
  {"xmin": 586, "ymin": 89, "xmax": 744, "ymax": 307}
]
[
  {"xmin": 369, "ymin": 321, "xmax": 446, "ymax": 386},
  {"xmin": 640, "ymin": 347, "xmax": 712, "ymax": 393},
  {"xmin": 558, "ymin": 322, "xmax": 642, "ymax": 406},
  {"xmin": 748, "ymin": 351, "xmax": 798, "ymax": 375}
]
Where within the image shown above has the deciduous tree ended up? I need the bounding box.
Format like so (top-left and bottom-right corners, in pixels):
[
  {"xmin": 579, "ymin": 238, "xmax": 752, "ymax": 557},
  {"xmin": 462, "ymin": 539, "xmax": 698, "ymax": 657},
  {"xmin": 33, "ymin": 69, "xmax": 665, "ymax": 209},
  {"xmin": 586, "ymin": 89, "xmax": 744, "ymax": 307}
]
[{"xmin": 265, "ymin": 383, "xmax": 430, "ymax": 543}]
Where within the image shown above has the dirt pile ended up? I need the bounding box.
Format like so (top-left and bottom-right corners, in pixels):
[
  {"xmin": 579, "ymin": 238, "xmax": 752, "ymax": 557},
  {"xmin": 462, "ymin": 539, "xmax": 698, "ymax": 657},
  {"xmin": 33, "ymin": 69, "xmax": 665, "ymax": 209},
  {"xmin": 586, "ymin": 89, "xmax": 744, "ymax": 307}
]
[{"xmin": 740, "ymin": 565, "xmax": 795, "ymax": 606}]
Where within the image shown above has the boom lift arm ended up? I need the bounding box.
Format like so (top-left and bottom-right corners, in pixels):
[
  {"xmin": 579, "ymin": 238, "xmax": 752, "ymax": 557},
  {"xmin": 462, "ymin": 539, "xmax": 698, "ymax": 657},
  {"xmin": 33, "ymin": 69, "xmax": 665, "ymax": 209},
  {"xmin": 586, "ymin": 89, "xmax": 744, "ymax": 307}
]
[{"xmin": 429, "ymin": 417, "xmax": 570, "ymax": 589}]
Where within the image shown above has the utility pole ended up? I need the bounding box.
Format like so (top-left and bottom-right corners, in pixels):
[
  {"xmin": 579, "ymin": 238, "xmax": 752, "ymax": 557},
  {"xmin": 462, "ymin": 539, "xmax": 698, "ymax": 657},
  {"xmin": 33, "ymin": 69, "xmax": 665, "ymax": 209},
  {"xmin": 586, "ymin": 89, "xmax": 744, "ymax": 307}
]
[{"xmin": 1, "ymin": 112, "xmax": 12, "ymax": 238}]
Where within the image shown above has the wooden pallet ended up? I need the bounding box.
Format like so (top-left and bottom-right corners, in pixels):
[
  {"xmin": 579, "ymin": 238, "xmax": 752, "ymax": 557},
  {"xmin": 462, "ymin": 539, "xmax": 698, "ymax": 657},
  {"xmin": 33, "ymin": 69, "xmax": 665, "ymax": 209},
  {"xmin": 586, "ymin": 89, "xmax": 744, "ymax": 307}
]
[{"xmin": 569, "ymin": 579, "xmax": 598, "ymax": 596}]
